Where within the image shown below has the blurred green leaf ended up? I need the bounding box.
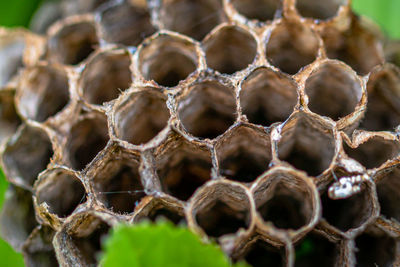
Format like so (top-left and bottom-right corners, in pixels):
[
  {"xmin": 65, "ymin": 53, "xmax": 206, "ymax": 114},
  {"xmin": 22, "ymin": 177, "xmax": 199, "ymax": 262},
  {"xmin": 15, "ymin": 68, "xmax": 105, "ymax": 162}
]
[
  {"xmin": 100, "ymin": 221, "xmax": 249, "ymax": 267},
  {"xmin": 352, "ymin": 0, "xmax": 400, "ymax": 39},
  {"xmin": 0, "ymin": 0, "xmax": 42, "ymax": 28}
]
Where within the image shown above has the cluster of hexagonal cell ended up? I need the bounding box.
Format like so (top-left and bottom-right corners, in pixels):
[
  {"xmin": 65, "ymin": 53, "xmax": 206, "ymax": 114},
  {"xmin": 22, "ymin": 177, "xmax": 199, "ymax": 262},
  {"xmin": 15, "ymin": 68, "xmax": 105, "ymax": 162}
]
[{"xmin": 0, "ymin": 0, "xmax": 399, "ymax": 266}]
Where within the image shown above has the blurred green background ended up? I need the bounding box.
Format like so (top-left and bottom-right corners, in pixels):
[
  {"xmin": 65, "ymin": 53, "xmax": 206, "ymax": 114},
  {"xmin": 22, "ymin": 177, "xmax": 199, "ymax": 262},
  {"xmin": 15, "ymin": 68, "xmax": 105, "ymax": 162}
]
[{"xmin": 0, "ymin": 0, "xmax": 399, "ymax": 266}]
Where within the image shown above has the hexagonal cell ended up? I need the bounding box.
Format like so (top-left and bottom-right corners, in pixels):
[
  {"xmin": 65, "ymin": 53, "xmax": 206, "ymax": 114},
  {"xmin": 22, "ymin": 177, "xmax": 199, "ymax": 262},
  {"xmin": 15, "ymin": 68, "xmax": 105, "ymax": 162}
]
[
  {"xmin": 294, "ymin": 232, "xmax": 338, "ymax": 267},
  {"xmin": 177, "ymin": 81, "xmax": 236, "ymax": 139},
  {"xmin": 216, "ymin": 126, "xmax": 272, "ymax": 183},
  {"xmin": 295, "ymin": 0, "xmax": 346, "ymax": 20},
  {"xmin": 321, "ymin": 182, "xmax": 376, "ymax": 232},
  {"xmin": 2, "ymin": 124, "xmax": 53, "ymax": 187},
  {"xmin": 355, "ymin": 227, "xmax": 398, "ymax": 267},
  {"xmin": 159, "ymin": 0, "xmax": 223, "ymax": 40},
  {"xmin": 0, "ymin": 186, "xmax": 37, "ymax": 250},
  {"xmin": 23, "ymin": 226, "xmax": 58, "ymax": 267},
  {"xmin": 0, "ymin": 32, "xmax": 25, "ymax": 87},
  {"xmin": 113, "ymin": 89, "xmax": 169, "ymax": 145},
  {"xmin": 266, "ymin": 20, "xmax": 319, "ymax": 75},
  {"xmin": 278, "ymin": 116, "xmax": 335, "ymax": 177},
  {"xmin": 35, "ymin": 168, "xmax": 86, "ymax": 218},
  {"xmin": 360, "ymin": 64, "xmax": 400, "ymax": 131},
  {"xmin": 376, "ymin": 168, "xmax": 400, "ymax": 222},
  {"xmin": 80, "ymin": 50, "xmax": 132, "ymax": 105},
  {"xmin": 17, "ymin": 65, "xmax": 69, "ymax": 122},
  {"xmin": 97, "ymin": 0, "xmax": 156, "ymax": 46},
  {"xmin": 92, "ymin": 152, "xmax": 145, "ymax": 214},
  {"xmin": 0, "ymin": 90, "xmax": 21, "ymax": 142},
  {"xmin": 66, "ymin": 114, "xmax": 109, "ymax": 170},
  {"xmin": 138, "ymin": 34, "xmax": 199, "ymax": 87},
  {"xmin": 343, "ymin": 137, "xmax": 400, "ymax": 170},
  {"xmin": 239, "ymin": 67, "xmax": 298, "ymax": 126},
  {"xmin": 156, "ymin": 137, "xmax": 212, "ymax": 201},
  {"xmin": 55, "ymin": 213, "xmax": 111, "ymax": 266},
  {"xmin": 322, "ymin": 17, "xmax": 383, "ymax": 75},
  {"xmin": 236, "ymin": 239, "xmax": 284, "ymax": 267},
  {"xmin": 253, "ymin": 169, "xmax": 318, "ymax": 231},
  {"xmin": 231, "ymin": 0, "xmax": 282, "ymax": 21},
  {"xmin": 304, "ymin": 61, "xmax": 362, "ymax": 121},
  {"xmin": 204, "ymin": 25, "xmax": 257, "ymax": 74},
  {"xmin": 47, "ymin": 20, "xmax": 98, "ymax": 65},
  {"xmin": 190, "ymin": 182, "xmax": 252, "ymax": 238}
]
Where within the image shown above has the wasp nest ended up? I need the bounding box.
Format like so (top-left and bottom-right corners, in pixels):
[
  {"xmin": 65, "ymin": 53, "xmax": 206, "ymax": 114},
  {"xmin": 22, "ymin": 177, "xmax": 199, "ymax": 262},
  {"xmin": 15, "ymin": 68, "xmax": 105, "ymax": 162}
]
[{"xmin": 1, "ymin": 0, "xmax": 400, "ymax": 266}]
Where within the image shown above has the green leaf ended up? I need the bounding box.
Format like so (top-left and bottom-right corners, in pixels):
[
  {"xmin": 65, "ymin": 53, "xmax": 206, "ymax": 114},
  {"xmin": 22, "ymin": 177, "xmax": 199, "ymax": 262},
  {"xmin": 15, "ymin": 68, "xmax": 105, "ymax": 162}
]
[
  {"xmin": 352, "ymin": 0, "xmax": 400, "ymax": 39},
  {"xmin": 0, "ymin": 0, "xmax": 42, "ymax": 28},
  {"xmin": 100, "ymin": 221, "xmax": 249, "ymax": 267}
]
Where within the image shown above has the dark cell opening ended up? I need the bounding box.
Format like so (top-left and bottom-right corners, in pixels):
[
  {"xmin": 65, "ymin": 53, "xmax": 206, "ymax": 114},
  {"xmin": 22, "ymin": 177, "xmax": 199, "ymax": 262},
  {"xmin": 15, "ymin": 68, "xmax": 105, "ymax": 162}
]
[
  {"xmin": 48, "ymin": 22, "xmax": 98, "ymax": 65},
  {"xmin": 204, "ymin": 26, "xmax": 257, "ymax": 74},
  {"xmin": 241, "ymin": 240, "xmax": 284, "ymax": 267},
  {"xmin": 232, "ymin": 0, "xmax": 282, "ymax": 21},
  {"xmin": 355, "ymin": 231, "xmax": 396, "ymax": 267},
  {"xmin": 296, "ymin": 0, "xmax": 345, "ymax": 20},
  {"xmin": 178, "ymin": 81, "xmax": 236, "ymax": 139},
  {"xmin": 295, "ymin": 233, "xmax": 337, "ymax": 267},
  {"xmin": 160, "ymin": 0, "xmax": 223, "ymax": 40},
  {"xmin": 0, "ymin": 91, "xmax": 21, "ymax": 141},
  {"xmin": 321, "ymin": 189, "xmax": 372, "ymax": 232},
  {"xmin": 94, "ymin": 162, "xmax": 145, "ymax": 214},
  {"xmin": 68, "ymin": 115, "xmax": 109, "ymax": 170},
  {"xmin": 196, "ymin": 200, "xmax": 249, "ymax": 238},
  {"xmin": 344, "ymin": 137, "xmax": 399, "ymax": 170},
  {"xmin": 266, "ymin": 20, "xmax": 319, "ymax": 74},
  {"xmin": 157, "ymin": 145, "xmax": 212, "ymax": 201},
  {"xmin": 240, "ymin": 68, "xmax": 298, "ymax": 126},
  {"xmin": 146, "ymin": 207, "xmax": 186, "ymax": 225},
  {"xmin": 376, "ymin": 169, "xmax": 400, "ymax": 222},
  {"xmin": 114, "ymin": 90, "xmax": 169, "ymax": 145}
]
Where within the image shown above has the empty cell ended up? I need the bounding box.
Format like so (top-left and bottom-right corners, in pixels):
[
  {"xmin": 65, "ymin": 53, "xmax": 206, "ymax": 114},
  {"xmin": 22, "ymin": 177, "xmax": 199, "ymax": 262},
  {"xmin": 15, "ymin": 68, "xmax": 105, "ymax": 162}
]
[
  {"xmin": 17, "ymin": 65, "xmax": 69, "ymax": 122},
  {"xmin": 0, "ymin": 186, "xmax": 37, "ymax": 249},
  {"xmin": 36, "ymin": 169, "xmax": 86, "ymax": 218},
  {"xmin": 322, "ymin": 186, "xmax": 374, "ymax": 232},
  {"xmin": 278, "ymin": 117, "xmax": 335, "ymax": 177},
  {"xmin": 67, "ymin": 114, "xmax": 109, "ymax": 170},
  {"xmin": 240, "ymin": 67, "xmax": 298, "ymax": 126},
  {"xmin": 156, "ymin": 140, "xmax": 212, "ymax": 201},
  {"xmin": 138, "ymin": 35, "xmax": 198, "ymax": 87},
  {"xmin": 239, "ymin": 240, "xmax": 284, "ymax": 267},
  {"xmin": 97, "ymin": 1, "xmax": 155, "ymax": 46},
  {"xmin": 296, "ymin": 0, "xmax": 346, "ymax": 20},
  {"xmin": 178, "ymin": 81, "xmax": 236, "ymax": 139},
  {"xmin": 23, "ymin": 226, "xmax": 58, "ymax": 267},
  {"xmin": 266, "ymin": 20, "xmax": 319, "ymax": 75},
  {"xmin": 93, "ymin": 157, "xmax": 145, "ymax": 214},
  {"xmin": 344, "ymin": 137, "xmax": 400, "ymax": 170},
  {"xmin": 2, "ymin": 125, "xmax": 53, "ymax": 187},
  {"xmin": 160, "ymin": 0, "xmax": 223, "ymax": 40},
  {"xmin": 69, "ymin": 216, "xmax": 110, "ymax": 265},
  {"xmin": 361, "ymin": 64, "xmax": 400, "ymax": 131},
  {"xmin": 322, "ymin": 18, "xmax": 383, "ymax": 75},
  {"xmin": 305, "ymin": 62, "xmax": 362, "ymax": 121},
  {"xmin": 80, "ymin": 50, "xmax": 132, "ymax": 105},
  {"xmin": 191, "ymin": 183, "xmax": 251, "ymax": 238},
  {"xmin": 376, "ymin": 169, "xmax": 400, "ymax": 222},
  {"xmin": 355, "ymin": 229, "xmax": 397, "ymax": 267},
  {"xmin": 232, "ymin": 0, "xmax": 282, "ymax": 21},
  {"xmin": 216, "ymin": 126, "xmax": 272, "ymax": 183},
  {"xmin": 113, "ymin": 90, "xmax": 169, "ymax": 145},
  {"xmin": 253, "ymin": 172, "xmax": 316, "ymax": 230},
  {"xmin": 0, "ymin": 90, "xmax": 21, "ymax": 142},
  {"xmin": 47, "ymin": 21, "xmax": 98, "ymax": 65},
  {"xmin": 204, "ymin": 25, "xmax": 257, "ymax": 74},
  {"xmin": 295, "ymin": 233, "xmax": 338, "ymax": 267},
  {"xmin": 0, "ymin": 32, "xmax": 24, "ymax": 87}
]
